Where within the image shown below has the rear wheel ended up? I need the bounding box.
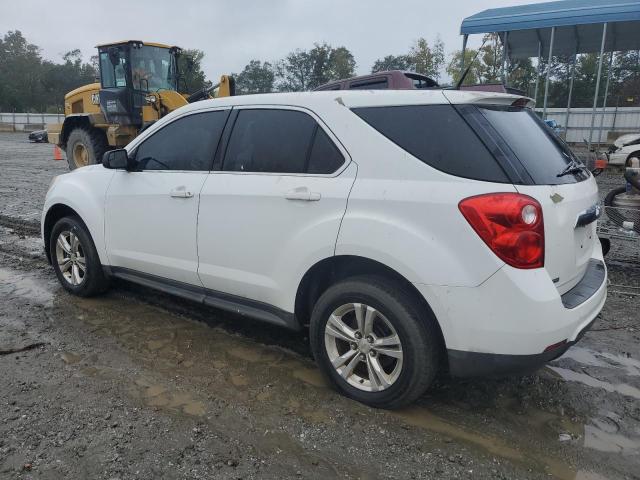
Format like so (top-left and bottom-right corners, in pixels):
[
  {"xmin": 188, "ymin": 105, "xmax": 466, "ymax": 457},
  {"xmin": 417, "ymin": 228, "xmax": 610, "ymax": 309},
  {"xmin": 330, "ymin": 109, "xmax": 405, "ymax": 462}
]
[
  {"xmin": 65, "ymin": 127, "xmax": 108, "ymax": 170},
  {"xmin": 309, "ymin": 276, "xmax": 440, "ymax": 409}
]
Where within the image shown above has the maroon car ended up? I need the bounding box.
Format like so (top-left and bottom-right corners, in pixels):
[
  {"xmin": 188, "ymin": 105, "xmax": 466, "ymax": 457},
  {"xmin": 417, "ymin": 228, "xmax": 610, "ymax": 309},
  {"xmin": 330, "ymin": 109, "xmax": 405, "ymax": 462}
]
[
  {"xmin": 313, "ymin": 70, "xmax": 439, "ymax": 91},
  {"xmin": 314, "ymin": 70, "xmax": 525, "ymax": 96}
]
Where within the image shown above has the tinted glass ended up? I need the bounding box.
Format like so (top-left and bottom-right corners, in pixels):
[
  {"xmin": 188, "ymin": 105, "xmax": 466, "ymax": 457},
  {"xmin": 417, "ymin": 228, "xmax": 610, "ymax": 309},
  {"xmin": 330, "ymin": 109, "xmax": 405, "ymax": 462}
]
[
  {"xmin": 223, "ymin": 109, "xmax": 316, "ymax": 173},
  {"xmin": 135, "ymin": 111, "xmax": 228, "ymax": 171},
  {"xmin": 404, "ymin": 73, "xmax": 437, "ymax": 89},
  {"xmin": 476, "ymin": 106, "xmax": 588, "ymax": 184},
  {"xmin": 350, "ymin": 79, "xmax": 388, "ymax": 90},
  {"xmin": 307, "ymin": 128, "xmax": 344, "ymax": 174},
  {"xmin": 353, "ymin": 105, "xmax": 509, "ymax": 182}
]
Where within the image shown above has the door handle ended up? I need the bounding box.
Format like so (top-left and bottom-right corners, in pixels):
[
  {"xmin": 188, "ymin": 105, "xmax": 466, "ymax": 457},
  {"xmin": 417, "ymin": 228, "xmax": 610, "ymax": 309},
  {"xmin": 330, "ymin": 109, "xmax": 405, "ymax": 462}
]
[
  {"xmin": 285, "ymin": 189, "xmax": 321, "ymax": 201},
  {"xmin": 170, "ymin": 188, "xmax": 194, "ymax": 198}
]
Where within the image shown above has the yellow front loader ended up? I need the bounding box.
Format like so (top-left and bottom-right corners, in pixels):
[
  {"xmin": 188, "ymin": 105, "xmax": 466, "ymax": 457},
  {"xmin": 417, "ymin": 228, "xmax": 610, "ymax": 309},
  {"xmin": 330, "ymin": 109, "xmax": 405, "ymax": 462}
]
[{"xmin": 48, "ymin": 40, "xmax": 234, "ymax": 170}]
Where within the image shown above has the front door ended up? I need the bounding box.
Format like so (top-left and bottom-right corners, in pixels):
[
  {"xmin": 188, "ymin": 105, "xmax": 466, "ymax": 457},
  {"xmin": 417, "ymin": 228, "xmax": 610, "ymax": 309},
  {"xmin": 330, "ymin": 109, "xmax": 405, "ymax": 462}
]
[{"xmin": 105, "ymin": 108, "xmax": 230, "ymax": 285}]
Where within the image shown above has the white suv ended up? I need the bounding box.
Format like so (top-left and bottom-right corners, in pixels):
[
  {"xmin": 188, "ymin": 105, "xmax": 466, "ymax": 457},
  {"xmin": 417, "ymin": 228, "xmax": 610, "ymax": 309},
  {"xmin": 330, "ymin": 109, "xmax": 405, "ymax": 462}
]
[{"xmin": 42, "ymin": 90, "xmax": 607, "ymax": 408}]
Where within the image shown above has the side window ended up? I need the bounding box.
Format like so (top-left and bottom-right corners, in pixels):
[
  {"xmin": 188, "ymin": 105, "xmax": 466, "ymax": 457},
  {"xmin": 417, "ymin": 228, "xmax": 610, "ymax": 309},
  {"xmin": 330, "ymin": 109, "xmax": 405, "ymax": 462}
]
[
  {"xmin": 352, "ymin": 104, "xmax": 509, "ymax": 183},
  {"xmin": 349, "ymin": 78, "xmax": 388, "ymax": 90},
  {"xmin": 223, "ymin": 109, "xmax": 316, "ymax": 173},
  {"xmin": 308, "ymin": 128, "xmax": 344, "ymax": 174},
  {"xmin": 100, "ymin": 52, "xmax": 128, "ymax": 88},
  {"xmin": 134, "ymin": 110, "xmax": 228, "ymax": 171}
]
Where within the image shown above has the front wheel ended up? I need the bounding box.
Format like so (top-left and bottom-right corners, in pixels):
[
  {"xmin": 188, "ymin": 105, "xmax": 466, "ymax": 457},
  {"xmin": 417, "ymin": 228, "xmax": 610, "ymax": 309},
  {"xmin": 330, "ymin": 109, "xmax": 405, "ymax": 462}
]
[
  {"xmin": 309, "ymin": 276, "xmax": 440, "ymax": 409},
  {"xmin": 50, "ymin": 216, "xmax": 110, "ymax": 297}
]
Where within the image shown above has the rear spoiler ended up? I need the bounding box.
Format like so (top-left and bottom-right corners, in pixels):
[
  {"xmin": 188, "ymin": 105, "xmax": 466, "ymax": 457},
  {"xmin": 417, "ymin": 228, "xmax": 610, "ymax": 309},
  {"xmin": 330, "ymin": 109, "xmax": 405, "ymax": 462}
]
[{"xmin": 443, "ymin": 90, "xmax": 535, "ymax": 109}]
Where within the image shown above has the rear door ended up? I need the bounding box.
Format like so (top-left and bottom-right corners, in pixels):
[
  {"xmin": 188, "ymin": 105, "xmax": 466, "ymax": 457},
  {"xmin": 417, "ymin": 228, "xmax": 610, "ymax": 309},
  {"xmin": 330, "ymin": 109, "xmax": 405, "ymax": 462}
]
[
  {"xmin": 197, "ymin": 106, "xmax": 355, "ymax": 309},
  {"xmin": 105, "ymin": 109, "xmax": 229, "ymax": 285},
  {"xmin": 470, "ymin": 104, "xmax": 599, "ymax": 293}
]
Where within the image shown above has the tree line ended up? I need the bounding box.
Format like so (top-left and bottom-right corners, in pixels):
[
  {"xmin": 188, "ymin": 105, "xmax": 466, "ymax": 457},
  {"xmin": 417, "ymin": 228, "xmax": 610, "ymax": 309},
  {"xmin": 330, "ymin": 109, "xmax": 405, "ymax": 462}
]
[{"xmin": 1, "ymin": 29, "xmax": 639, "ymax": 113}]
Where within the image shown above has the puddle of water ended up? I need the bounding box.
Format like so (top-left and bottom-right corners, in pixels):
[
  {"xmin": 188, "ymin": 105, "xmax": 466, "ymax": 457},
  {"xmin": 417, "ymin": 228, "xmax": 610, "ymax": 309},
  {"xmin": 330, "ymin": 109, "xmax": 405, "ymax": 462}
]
[
  {"xmin": 548, "ymin": 366, "xmax": 640, "ymax": 400},
  {"xmin": 574, "ymin": 472, "xmax": 611, "ymax": 480},
  {"xmin": 394, "ymin": 406, "xmax": 525, "ymax": 462},
  {"xmin": 230, "ymin": 374, "xmax": 249, "ymax": 387},
  {"xmin": 559, "ymin": 346, "xmax": 640, "ymax": 376},
  {"xmin": 0, "ymin": 267, "xmax": 54, "ymax": 305},
  {"xmin": 581, "ymin": 417, "xmax": 640, "ymax": 455},
  {"xmin": 134, "ymin": 381, "xmax": 206, "ymax": 417},
  {"xmin": 585, "ymin": 424, "xmax": 640, "ymax": 455},
  {"xmin": 60, "ymin": 351, "xmax": 82, "ymax": 365},
  {"xmin": 394, "ymin": 406, "xmax": 587, "ymax": 480},
  {"xmin": 226, "ymin": 345, "xmax": 282, "ymax": 364},
  {"xmin": 292, "ymin": 367, "xmax": 328, "ymax": 388}
]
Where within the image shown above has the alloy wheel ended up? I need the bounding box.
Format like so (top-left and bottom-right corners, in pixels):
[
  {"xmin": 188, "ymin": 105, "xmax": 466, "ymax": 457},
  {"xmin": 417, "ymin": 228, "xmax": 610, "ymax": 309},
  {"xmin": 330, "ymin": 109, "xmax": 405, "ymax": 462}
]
[
  {"xmin": 324, "ymin": 303, "xmax": 403, "ymax": 392},
  {"xmin": 55, "ymin": 230, "xmax": 86, "ymax": 286}
]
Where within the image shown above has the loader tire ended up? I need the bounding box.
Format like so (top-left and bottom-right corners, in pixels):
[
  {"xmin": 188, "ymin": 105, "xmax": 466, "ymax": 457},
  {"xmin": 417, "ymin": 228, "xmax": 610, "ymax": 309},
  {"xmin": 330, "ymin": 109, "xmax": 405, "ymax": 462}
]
[{"xmin": 65, "ymin": 127, "xmax": 108, "ymax": 170}]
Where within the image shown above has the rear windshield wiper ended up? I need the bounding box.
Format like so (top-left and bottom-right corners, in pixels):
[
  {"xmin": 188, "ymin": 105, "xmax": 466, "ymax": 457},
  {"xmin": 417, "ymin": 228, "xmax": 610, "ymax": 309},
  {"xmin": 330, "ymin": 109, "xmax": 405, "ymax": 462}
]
[{"xmin": 557, "ymin": 160, "xmax": 588, "ymax": 178}]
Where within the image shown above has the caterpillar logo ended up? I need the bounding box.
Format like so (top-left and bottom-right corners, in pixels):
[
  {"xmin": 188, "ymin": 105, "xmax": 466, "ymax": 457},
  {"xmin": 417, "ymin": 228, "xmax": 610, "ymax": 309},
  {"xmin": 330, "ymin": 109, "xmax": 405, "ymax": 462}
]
[{"xmin": 91, "ymin": 93, "xmax": 100, "ymax": 105}]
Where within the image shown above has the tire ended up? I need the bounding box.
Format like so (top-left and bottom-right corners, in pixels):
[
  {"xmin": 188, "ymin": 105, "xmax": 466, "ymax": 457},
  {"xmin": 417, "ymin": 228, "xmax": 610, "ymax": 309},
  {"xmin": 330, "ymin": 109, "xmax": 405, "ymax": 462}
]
[
  {"xmin": 604, "ymin": 185, "xmax": 640, "ymax": 233},
  {"xmin": 50, "ymin": 216, "xmax": 110, "ymax": 297},
  {"xmin": 309, "ymin": 275, "xmax": 440, "ymax": 409},
  {"xmin": 65, "ymin": 127, "xmax": 108, "ymax": 170}
]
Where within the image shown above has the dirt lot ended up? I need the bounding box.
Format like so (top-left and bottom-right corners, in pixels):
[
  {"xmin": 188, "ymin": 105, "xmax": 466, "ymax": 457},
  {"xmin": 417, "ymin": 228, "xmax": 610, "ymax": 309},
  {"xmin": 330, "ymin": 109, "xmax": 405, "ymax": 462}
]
[{"xmin": 1, "ymin": 132, "xmax": 639, "ymax": 479}]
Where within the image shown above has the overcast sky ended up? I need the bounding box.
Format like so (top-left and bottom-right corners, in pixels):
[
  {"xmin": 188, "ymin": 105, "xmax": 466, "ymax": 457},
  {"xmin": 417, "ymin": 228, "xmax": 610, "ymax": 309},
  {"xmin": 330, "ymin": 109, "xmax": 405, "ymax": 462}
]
[{"xmin": 1, "ymin": 0, "xmax": 547, "ymax": 81}]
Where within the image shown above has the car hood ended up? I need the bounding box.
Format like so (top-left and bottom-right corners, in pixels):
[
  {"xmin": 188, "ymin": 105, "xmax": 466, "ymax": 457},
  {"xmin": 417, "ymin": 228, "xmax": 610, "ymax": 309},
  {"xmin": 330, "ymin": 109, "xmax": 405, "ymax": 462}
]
[{"xmin": 614, "ymin": 133, "xmax": 640, "ymax": 148}]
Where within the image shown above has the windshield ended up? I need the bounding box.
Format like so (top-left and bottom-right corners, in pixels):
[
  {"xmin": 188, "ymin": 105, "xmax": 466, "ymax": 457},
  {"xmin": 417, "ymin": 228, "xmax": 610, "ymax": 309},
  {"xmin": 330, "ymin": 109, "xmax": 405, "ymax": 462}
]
[
  {"xmin": 476, "ymin": 106, "xmax": 589, "ymax": 185},
  {"xmin": 130, "ymin": 45, "xmax": 177, "ymax": 91}
]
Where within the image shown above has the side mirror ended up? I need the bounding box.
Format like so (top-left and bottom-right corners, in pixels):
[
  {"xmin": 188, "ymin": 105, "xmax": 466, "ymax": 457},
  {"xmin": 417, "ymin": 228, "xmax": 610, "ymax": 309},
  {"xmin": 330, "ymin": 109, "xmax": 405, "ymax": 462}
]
[{"xmin": 102, "ymin": 149, "xmax": 129, "ymax": 170}]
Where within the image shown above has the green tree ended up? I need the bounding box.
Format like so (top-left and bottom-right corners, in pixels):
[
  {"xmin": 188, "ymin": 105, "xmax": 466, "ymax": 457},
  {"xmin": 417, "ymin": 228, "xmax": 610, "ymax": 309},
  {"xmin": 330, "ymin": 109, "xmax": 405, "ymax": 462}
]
[
  {"xmin": 328, "ymin": 46, "xmax": 356, "ymax": 81},
  {"xmin": 446, "ymin": 49, "xmax": 480, "ymax": 85},
  {"xmin": 447, "ymin": 33, "xmax": 535, "ymax": 95},
  {"xmin": 409, "ymin": 37, "xmax": 445, "ymax": 79},
  {"xmin": 178, "ymin": 49, "xmax": 210, "ymax": 93},
  {"xmin": 0, "ymin": 30, "xmax": 44, "ymax": 111},
  {"xmin": 370, "ymin": 36, "xmax": 445, "ymax": 80},
  {"xmin": 371, "ymin": 54, "xmax": 412, "ymax": 73},
  {"xmin": 275, "ymin": 43, "xmax": 356, "ymax": 91},
  {"xmin": 235, "ymin": 60, "xmax": 275, "ymax": 94},
  {"xmin": 39, "ymin": 54, "xmax": 95, "ymax": 112}
]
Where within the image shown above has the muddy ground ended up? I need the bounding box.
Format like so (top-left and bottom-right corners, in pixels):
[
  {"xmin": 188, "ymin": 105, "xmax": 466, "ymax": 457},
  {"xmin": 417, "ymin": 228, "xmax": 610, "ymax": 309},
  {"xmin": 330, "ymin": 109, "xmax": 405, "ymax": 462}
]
[{"xmin": 1, "ymin": 132, "xmax": 639, "ymax": 479}]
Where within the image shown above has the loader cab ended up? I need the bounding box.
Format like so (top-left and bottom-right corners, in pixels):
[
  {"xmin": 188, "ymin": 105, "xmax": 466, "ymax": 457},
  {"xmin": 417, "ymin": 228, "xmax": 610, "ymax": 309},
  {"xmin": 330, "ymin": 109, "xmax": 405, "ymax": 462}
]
[{"xmin": 97, "ymin": 41, "xmax": 181, "ymax": 126}]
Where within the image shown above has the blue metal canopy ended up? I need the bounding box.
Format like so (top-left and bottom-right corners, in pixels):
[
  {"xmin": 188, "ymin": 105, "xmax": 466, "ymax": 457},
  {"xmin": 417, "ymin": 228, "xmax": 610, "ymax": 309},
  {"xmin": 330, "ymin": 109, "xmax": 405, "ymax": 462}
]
[{"xmin": 461, "ymin": 0, "xmax": 640, "ymax": 58}]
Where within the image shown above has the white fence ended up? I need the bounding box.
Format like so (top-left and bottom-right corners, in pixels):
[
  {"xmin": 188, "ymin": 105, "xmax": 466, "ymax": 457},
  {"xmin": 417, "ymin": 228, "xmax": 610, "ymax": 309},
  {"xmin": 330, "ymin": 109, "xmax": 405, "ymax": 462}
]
[
  {"xmin": 535, "ymin": 107, "xmax": 640, "ymax": 144},
  {"xmin": 0, "ymin": 112, "xmax": 64, "ymax": 131}
]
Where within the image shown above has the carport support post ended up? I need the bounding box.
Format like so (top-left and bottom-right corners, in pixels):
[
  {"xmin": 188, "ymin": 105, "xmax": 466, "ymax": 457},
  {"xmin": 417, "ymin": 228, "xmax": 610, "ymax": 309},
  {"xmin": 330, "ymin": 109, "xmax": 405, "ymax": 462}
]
[
  {"xmin": 597, "ymin": 51, "xmax": 614, "ymax": 146},
  {"xmin": 588, "ymin": 22, "xmax": 608, "ymax": 148},
  {"xmin": 502, "ymin": 31, "xmax": 509, "ymax": 85},
  {"xmin": 533, "ymin": 41, "xmax": 542, "ymax": 105},
  {"xmin": 564, "ymin": 51, "xmax": 577, "ymax": 139},
  {"xmin": 460, "ymin": 34, "xmax": 468, "ymax": 75},
  {"xmin": 542, "ymin": 27, "xmax": 555, "ymax": 121}
]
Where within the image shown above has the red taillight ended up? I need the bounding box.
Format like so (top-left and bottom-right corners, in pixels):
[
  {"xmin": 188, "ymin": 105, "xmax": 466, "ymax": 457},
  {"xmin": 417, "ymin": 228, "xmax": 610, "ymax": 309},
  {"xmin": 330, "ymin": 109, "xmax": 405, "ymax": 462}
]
[{"xmin": 459, "ymin": 193, "xmax": 544, "ymax": 269}]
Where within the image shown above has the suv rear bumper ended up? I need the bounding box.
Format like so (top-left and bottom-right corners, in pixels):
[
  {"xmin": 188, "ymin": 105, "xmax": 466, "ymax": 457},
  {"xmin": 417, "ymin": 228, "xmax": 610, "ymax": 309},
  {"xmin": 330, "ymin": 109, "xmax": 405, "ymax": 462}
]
[
  {"xmin": 414, "ymin": 250, "xmax": 607, "ymax": 377},
  {"xmin": 446, "ymin": 317, "xmax": 595, "ymax": 377}
]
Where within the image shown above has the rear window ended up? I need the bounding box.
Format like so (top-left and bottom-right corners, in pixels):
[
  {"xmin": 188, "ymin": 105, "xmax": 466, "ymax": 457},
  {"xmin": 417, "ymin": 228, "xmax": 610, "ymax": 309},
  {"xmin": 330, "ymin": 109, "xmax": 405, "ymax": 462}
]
[
  {"xmin": 404, "ymin": 73, "xmax": 438, "ymax": 89},
  {"xmin": 475, "ymin": 106, "xmax": 588, "ymax": 185},
  {"xmin": 352, "ymin": 104, "xmax": 509, "ymax": 183},
  {"xmin": 349, "ymin": 78, "xmax": 388, "ymax": 90}
]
